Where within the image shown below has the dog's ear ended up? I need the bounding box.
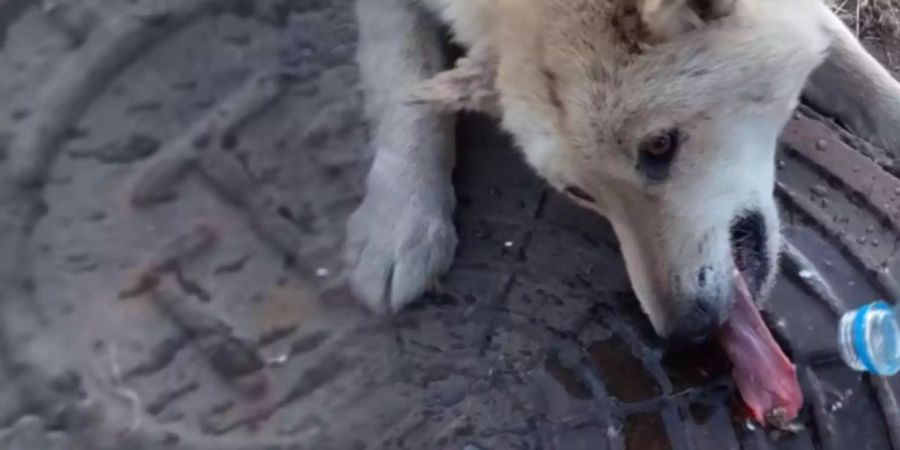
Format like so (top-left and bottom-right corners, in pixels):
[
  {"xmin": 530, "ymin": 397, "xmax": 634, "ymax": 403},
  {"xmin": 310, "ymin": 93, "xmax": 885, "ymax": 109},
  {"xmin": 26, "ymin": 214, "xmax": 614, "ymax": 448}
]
[
  {"xmin": 409, "ymin": 56, "xmax": 500, "ymax": 116},
  {"xmin": 638, "ymin": 0, "xmax": 736, "ymax": 42}
]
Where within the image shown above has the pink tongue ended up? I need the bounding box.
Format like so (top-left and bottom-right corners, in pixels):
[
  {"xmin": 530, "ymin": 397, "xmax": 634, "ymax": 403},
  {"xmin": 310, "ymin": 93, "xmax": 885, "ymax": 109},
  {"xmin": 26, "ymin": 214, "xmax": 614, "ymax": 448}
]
[{"xmin": 717, "ymin": 270, "xmax": 802, "ymax": 428}]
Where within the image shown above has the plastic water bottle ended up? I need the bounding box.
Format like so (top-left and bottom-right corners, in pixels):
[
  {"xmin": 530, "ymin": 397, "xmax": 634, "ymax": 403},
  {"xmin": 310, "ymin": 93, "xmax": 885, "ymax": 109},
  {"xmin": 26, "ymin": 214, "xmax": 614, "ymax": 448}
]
[{"xmin": 838, "ymin": 301, "xmax": 900, "ymax": 376}]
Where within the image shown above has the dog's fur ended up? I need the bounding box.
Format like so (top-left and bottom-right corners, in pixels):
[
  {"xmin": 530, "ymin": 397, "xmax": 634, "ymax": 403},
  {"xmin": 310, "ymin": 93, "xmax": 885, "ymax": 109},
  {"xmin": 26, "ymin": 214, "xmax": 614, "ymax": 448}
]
[{"xmin": 346, "ymin": 0, "xmax": 900, "ymax": 339}]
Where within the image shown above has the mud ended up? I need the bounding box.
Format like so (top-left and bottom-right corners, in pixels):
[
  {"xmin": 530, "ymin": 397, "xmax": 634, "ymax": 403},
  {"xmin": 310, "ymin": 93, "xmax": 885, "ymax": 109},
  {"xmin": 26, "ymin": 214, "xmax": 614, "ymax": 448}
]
[{"xmin": 0, "ymin": 1, "xmax": 898, "ymax": 449}]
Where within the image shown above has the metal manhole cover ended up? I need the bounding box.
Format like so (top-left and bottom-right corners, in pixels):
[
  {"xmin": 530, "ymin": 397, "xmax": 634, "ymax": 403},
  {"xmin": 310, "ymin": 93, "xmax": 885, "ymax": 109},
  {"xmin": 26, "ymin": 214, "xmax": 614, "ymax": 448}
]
[{"xmin": 0, "ymin": 1, "xmax": 897, "ymax": 449}]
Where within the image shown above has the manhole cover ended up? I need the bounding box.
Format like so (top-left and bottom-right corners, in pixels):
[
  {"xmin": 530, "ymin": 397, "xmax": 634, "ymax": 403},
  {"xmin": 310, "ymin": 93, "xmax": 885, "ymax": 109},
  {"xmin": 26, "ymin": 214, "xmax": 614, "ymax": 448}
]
[{"xmin": 0, "ymin": 1, "xmax": 897, "ymax": 449}]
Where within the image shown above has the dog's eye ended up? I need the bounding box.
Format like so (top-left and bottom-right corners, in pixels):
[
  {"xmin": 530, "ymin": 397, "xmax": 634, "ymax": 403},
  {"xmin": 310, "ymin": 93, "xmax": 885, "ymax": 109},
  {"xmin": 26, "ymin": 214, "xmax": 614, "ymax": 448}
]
[
  {"xmin": 564, "ymin": 185, "xmax": 596, "ymax": 203},
  {"xmin": 637, "ymin": 128, "xmax": 682, "ymax": 181},
  {"xmin": 642, "ymin": 131, "xmax": 679, "ymax": 157}
]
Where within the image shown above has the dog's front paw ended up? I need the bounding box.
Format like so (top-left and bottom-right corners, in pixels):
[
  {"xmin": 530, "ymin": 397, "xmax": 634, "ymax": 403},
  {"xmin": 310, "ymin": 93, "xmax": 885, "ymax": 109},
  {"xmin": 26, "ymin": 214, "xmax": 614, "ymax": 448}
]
[{"xmin": 344, "ymin": 187, "xmax": 457, "ymax": 314}]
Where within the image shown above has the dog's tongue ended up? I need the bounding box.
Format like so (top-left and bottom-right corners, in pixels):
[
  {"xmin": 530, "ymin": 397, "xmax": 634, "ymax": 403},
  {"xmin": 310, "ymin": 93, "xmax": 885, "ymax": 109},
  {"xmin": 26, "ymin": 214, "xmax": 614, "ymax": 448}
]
[{"xmin": 717, "ymin": 270, "xmax": 802, "ymax": 428}]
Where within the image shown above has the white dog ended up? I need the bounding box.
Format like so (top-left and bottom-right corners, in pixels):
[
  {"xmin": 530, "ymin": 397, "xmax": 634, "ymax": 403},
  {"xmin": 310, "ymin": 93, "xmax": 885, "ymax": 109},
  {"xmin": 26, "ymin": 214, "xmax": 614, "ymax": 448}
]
[{"xmin": 344, "ymin": 0, "xmax": 900, "ymax": 343}]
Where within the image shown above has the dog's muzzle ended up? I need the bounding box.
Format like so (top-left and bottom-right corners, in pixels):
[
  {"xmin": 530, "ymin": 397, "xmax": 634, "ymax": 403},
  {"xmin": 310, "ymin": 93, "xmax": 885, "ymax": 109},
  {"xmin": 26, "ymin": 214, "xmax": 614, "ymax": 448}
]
[
  {"xmin": 669, "ymin": 291, "xmax": 729, "ymax": 345},
  {"xmin": 669, "ymin": 210, "xmax": 770, "ymax": 345}
]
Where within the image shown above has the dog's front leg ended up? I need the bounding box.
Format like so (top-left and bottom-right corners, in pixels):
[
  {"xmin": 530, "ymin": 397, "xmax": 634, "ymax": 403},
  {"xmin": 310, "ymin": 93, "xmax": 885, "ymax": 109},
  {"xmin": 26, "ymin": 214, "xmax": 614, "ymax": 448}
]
[
  {"xmin": 345, "ymin": 0, "xmax": 457, "ymax": 314},
  {"xmin": 804, "ymin": 5, "xmax": 900, "ymax": 154}
]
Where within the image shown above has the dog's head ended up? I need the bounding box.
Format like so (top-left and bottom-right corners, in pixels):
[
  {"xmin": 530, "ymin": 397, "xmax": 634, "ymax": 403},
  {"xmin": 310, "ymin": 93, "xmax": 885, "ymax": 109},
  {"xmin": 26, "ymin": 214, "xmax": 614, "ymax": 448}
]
[{"xmin": 416, "ymin": 0, "xmax": 832, "ymax": 342}]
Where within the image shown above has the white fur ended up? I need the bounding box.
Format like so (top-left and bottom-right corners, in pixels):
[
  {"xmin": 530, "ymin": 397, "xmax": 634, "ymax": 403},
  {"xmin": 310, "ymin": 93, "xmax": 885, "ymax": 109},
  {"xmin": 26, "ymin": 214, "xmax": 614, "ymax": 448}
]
[{"xmin": 349, "ymin": 0, "xmax": 900, "ymax": 335}]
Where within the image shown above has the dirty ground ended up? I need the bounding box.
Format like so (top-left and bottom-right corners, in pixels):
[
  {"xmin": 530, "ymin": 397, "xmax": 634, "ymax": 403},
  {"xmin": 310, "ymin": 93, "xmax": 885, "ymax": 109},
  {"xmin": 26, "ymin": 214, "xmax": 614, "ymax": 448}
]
[{"xmin": 0, "ymin": 1, "xmax": 898, "ymax": 449}]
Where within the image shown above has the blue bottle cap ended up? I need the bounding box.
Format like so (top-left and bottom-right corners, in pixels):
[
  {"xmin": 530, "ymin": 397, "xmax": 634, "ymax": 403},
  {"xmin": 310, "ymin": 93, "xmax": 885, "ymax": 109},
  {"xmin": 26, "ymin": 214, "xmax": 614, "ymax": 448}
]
[{"xmin": 852, "ymin": 301, "xmax": 894, "ymax": 375}]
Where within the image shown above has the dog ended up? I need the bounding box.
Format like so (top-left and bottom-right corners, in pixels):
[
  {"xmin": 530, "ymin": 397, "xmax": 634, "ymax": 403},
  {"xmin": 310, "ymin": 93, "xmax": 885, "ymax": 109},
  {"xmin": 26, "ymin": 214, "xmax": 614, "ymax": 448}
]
[{"xmin": 344, "ymin": 0, "xmax": 900, "ymax": 343}]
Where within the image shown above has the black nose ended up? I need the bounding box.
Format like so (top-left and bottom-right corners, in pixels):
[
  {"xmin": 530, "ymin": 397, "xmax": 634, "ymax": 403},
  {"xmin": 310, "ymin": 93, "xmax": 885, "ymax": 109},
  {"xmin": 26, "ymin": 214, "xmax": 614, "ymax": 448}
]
[{"xmin": 669, "ymin": 297, "xmax": 724, "ymax": 345}]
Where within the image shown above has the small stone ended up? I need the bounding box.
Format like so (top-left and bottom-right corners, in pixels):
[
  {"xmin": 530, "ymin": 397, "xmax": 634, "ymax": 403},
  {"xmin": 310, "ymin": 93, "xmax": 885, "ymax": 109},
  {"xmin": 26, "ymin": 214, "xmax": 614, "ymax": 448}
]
[
  {"xmin": 857, "ymin": 235, "xmax": 867, "ymax": 244},
  {"xmin": 853, "ymin": 166, "xmax": 861, "ymax": 172},
  {"xmin": 777, "ymin": 160, "xmax": 786, "ymax": 169},
  {"xmin": 798, "ymin": 270, "xmax": 813, "ymax": 279},
  {"xmin": 811, "ymin": 184, "xmax": 828, "ymax": 197},
  {"xmin": 503, "ymin": 241, "xmax": 514, "ymax": 248},
  {"xmin": 315, "ymin": 267, "xmax": 330, "ymax": 277},
  {"xmin": 871, "ymin": 240, "xmax": 879, "ymax": 247},
  {"xmin": 894, "ymin": 187, "xmax": 900, "ymax": 196},
  {"xmin": 266, "ymin": 352, "xmax": 289, "ymax": 366},
  {"xmin": 816, "ymin": 139, "xmax": 828, "ymax": 150}
]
